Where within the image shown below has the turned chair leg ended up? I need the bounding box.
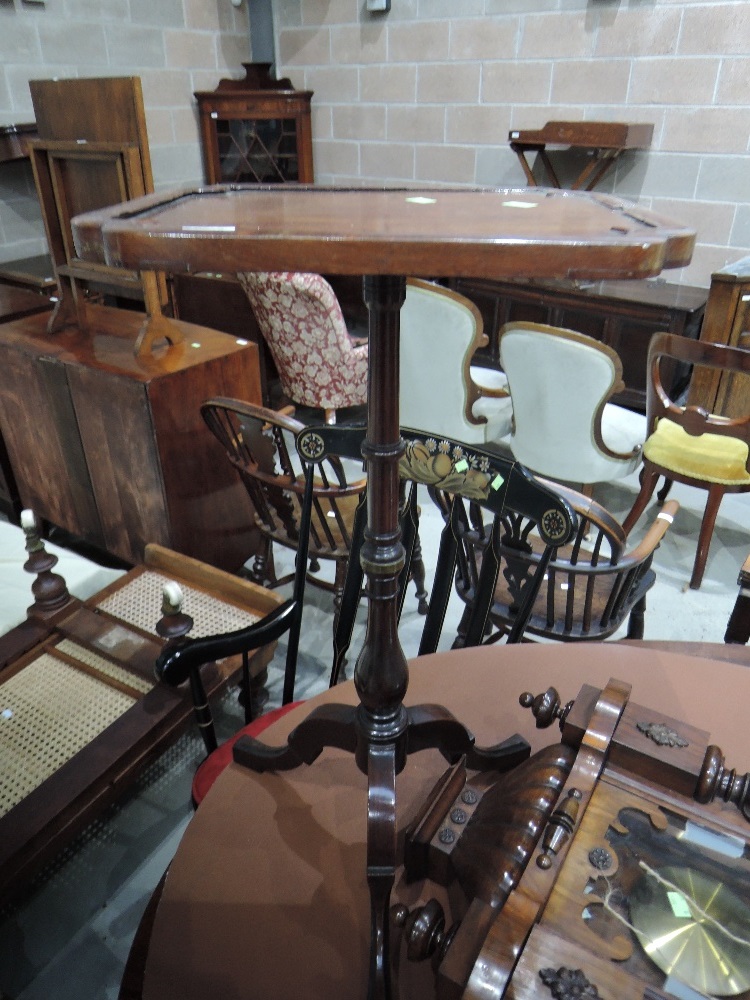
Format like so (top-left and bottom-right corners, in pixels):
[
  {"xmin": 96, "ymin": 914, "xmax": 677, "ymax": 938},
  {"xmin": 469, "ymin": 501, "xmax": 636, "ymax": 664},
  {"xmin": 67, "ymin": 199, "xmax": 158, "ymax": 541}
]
[
  {"xmin": 411, "ymin": 531, "xmax": 429, "ymax": 615},
  {"xmin": 625, "ymin": 594, "xmax": 647, "ymax": 640},
  {"xmin": 657, "ymin": 478, "xmax": 673, "ymax": 504},
  {"xmin": 249, "ymin": 537, "xmax": 275, "ymax": 587},
  {"xmin": 690, "ymin": 484, "xmax": 726, "ymax": 590},
  {"xmin": 622, "ymin": 465, "xmax": 661, "ymax": 536}
]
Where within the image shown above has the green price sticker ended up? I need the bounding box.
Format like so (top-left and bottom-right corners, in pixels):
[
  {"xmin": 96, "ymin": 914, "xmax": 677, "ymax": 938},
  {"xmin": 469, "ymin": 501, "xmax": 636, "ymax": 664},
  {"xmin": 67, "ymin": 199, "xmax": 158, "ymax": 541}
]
[{"xmin": 667, "ymin": 891, "xmax": 693, "ymax": 919}]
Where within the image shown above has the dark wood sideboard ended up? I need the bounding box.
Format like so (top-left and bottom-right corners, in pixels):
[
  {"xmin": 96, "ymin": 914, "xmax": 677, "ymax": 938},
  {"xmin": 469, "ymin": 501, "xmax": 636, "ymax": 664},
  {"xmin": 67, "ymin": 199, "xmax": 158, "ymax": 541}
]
[
  {"xmin": 688, "ymin": 255, "xmax": 750, "ymax": 419},
  {"xmin": 0, "ymin": 286, "xmax": 53, "ymax": 518},
  {"xmin": 0, "ymin": 306, "xmax": 263, "ymax": 572},
  {"xmin": 174, "ymin": 269, "xmax": 709, "ymax": 417},
  {"xmin": 452, "ymin": 276, "xmax": 708, "ymax": 411}
]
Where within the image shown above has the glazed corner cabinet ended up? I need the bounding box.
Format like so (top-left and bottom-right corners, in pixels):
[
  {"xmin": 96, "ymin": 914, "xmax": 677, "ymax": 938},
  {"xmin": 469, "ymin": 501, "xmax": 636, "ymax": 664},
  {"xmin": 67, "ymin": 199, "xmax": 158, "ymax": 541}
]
[{"xmin": 194, "ymin": 63, "xmax": 314, "ymax": 186}]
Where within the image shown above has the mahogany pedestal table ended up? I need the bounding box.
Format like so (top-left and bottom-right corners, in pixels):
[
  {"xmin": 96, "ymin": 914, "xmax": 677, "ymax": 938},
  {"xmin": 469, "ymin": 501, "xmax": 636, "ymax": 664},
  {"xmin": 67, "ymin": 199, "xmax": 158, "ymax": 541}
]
[
  {"xmin": 124, "ymin": 641, "xmax": 750, "ymax": 1000},
  {"xmin": 72, "ymin": 183, "xmax": 695, "ymax": 1000}
]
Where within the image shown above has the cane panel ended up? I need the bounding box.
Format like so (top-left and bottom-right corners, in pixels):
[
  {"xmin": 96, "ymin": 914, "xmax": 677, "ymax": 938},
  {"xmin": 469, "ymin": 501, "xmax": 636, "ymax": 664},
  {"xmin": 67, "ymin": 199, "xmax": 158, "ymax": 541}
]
[
  {"xmin": 96, "ymin": 570, "xmax": 261, "ymax": 638},
  {"xmin": 0, "ymin": 652, "xmax": 136, "ymax": 815}
]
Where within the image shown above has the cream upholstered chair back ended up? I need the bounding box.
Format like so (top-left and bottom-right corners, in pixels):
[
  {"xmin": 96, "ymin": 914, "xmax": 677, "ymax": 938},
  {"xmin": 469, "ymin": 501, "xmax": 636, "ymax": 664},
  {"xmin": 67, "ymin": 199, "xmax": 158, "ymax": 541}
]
[
  {"xmin": 239, "ymin": 271, "xmax": 368, "ymax": 423},
  {"xmin": 499, "ymin": 321, "xmax": 645, "ymax": 485},
  {"xmin": 399, "ymin": 279, "xmax": 512, "ymax": 445}
]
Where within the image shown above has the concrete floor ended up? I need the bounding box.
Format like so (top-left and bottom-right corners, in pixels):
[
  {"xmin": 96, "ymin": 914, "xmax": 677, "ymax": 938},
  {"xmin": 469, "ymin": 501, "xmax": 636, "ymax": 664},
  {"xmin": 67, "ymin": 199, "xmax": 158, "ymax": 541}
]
[{"xmin": 0, "ymin": 472, "xmax": 747, "ymax": 999}]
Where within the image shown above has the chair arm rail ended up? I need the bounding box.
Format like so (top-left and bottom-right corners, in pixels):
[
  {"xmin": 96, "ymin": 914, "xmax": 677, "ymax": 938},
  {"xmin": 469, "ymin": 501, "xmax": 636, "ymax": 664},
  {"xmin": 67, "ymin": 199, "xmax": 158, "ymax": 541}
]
[
  {"xmin": 155, "ymin": 599, "xmax": 297, "ymax": 686},
  {"xmin": 624, "ymin": 499, "xmax": 680, "ymax": 562}
]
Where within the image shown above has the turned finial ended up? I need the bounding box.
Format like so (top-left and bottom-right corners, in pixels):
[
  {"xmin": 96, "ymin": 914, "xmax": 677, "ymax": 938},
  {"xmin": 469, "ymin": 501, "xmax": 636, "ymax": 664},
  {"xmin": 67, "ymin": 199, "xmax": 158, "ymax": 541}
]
[
  {"xmin": 156, "ymin": 580, "xmax": 193, "ymax": 640},
  {"xmin": 391, "ymin": 899, "xmax": 455, "ymax": 964},
  {"xmin": 21, "ymin": 509, "xmax": 70, "ymax": 615},
  {"xmin": 696, "ymin": 745, "xmax": 750, "ymax": 822},
  {"xmin": 520, "ymin": 686, "xmax": 574, "ymax": 730}
]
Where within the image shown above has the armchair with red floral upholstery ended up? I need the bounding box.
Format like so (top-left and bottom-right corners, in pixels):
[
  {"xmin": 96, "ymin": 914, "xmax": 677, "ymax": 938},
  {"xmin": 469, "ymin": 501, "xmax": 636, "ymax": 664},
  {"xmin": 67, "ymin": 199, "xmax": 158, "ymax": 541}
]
[{"xmin": 238, "ymin": 271, "xmax": 368, "ymax": 425}]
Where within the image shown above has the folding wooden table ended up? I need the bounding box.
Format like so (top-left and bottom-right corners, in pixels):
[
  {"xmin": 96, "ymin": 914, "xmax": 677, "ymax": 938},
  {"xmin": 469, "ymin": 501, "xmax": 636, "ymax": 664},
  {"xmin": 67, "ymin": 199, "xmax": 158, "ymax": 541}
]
[{"xmin": 508, "ymin": 121, "xmax": 654, "ymax": 191}]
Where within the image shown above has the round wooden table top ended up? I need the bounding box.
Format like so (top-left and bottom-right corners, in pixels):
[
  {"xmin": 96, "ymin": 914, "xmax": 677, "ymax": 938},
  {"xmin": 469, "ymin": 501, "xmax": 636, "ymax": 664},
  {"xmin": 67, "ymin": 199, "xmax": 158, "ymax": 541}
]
[{"xmin": 137, "ymin": 642, "xmax": 749, "ymax": 1000}]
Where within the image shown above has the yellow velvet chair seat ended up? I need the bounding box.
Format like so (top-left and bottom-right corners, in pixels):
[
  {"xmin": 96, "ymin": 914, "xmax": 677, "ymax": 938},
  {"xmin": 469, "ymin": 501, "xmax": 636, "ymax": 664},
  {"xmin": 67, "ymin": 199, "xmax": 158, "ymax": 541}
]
[{"xmin": 644, "ymin": 418, "xmax": 750, "ymax": 485}]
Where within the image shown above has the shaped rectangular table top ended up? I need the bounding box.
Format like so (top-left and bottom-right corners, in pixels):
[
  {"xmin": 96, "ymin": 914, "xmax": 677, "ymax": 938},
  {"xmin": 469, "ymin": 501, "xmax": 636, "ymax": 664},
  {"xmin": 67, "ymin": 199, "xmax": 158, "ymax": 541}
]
[
  {"xmin": 71, "ymin": 182, "xmax": 697, "ymax": 1000},
  {"xmin": 72, "ymin": 183, "xmax": 694, "ymax": 282}
]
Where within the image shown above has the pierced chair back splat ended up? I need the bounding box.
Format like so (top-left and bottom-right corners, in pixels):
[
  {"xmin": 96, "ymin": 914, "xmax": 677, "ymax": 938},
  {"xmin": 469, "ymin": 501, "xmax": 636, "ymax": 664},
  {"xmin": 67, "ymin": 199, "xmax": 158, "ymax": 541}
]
[
  {"xmin": 295, "ymin": 424, "xmax": 579, "ymax": 687},
  {"xmin": 451, "ymin": 482, "xmax": 678, "ymax": 643},
  {"xmin": 622, "ymin": 332, "xmax": 750, "ymax": 589}
]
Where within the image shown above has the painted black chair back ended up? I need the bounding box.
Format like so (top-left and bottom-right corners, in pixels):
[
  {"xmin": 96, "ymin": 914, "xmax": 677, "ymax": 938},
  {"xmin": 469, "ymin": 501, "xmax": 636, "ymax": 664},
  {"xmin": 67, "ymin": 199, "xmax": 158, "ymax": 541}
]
[
  {"xmin": 450, "ymin": 479, "xmax": 678, "ymax": 643},
  {"xmin": 156, "ymin": 423, "xmax": 577, "ymax": 749},
  {"xmin": 292, "ymin": 425, "xmax": 578, "ymax": 687}
]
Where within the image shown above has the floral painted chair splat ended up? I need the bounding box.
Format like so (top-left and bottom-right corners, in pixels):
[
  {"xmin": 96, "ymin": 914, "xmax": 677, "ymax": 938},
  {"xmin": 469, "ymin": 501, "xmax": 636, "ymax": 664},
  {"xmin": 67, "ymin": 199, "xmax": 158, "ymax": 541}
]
[{"xmin": 296, "ymin": 425, "xmax": 578, "ymax": 685}]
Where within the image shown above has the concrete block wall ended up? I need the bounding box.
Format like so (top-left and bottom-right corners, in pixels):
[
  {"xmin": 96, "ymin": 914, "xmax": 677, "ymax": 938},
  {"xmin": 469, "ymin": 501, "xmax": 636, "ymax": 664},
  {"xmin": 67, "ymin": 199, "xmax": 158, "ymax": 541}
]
[
  {"xmin": 274, "ymin": 0, "xmax": 750, "ymax": 288},
  {"xmin": 0, "ymin": 0, "xmax": 251, "ymax": 264}
]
